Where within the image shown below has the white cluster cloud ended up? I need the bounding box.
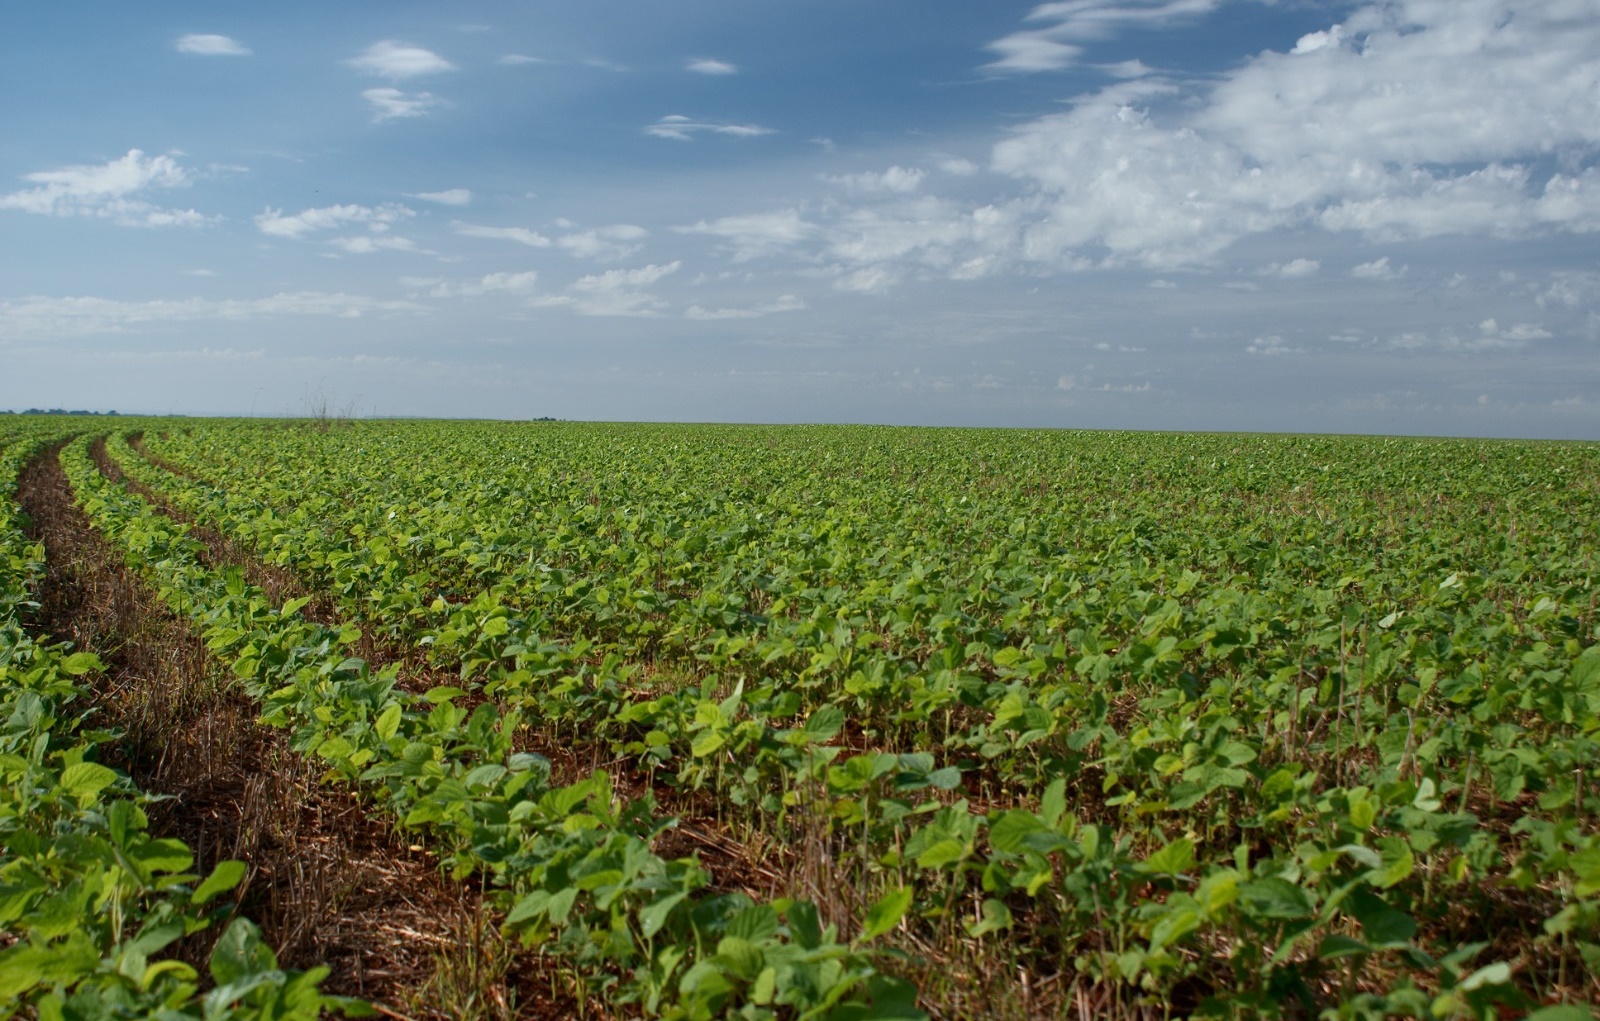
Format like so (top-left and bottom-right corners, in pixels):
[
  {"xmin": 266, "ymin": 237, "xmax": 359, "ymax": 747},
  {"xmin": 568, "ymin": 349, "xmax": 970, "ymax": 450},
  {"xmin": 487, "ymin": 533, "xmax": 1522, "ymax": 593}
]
[
  {"xmin": 346, "ymin": 41, "xmax": 453, "ymax": 121},
  {"xmin": 1350, "ymin": 257, "xmax": 1404, "ymax": 281},
  {"xmin": 347, "ymin": 41, "xmax": 455, "ymax": 79},
  {"xmin": 1386, "ymin": 318, "xmax": 1552, "ymax": 352},
  {"xmin": 646, "ymin": 115, "xmax": 774, "ymax": 141},
  {"xmin": 0, "ymin": 149, "xmax": 207, "ymax": 227},
  {"xmin": 0, "ymin": 291, "xmax": 425, "ymax": 340},
  {"xmin": 1538, "ymin": 271, "xmax": 1600, "ymax": 310},
  {"xmin": 254, "ymin": 202, "xmax": 414, "ymax": 240},
  {"xmin": 327, "ymin": 235, "xmax": 419, "ymax": 254},
  {"xmin": 427, "ymin": 271, "xmax": 541, "ymax": 297},
  {"xmin": 680, "ymin": 0, "xmax": 1600, "ymax": 291},
  {"xmin": 557, "ymin": 224, "xmax": 648, "ymax": 261},
  {"xmin": 982, "ymin": 0, "xmax": 1600, "ymax": 270},
  {"xmin": 362, "ymin": 87, "xmax": 444, "ymax": 122},
  {"xmin": 821, "ymin": 166, "xmax": 925, "ymax": 194},
  {"xmin": 175, "ymin": 34, "xmax": 250, "ymax": 56}
]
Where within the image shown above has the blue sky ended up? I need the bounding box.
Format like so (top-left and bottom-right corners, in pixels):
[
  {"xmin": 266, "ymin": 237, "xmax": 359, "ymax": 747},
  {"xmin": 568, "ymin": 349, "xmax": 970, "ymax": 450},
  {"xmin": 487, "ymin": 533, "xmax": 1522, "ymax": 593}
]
[{"xmin": 3, "ymin": 0, "xmax": 1598, "ymax": 437}]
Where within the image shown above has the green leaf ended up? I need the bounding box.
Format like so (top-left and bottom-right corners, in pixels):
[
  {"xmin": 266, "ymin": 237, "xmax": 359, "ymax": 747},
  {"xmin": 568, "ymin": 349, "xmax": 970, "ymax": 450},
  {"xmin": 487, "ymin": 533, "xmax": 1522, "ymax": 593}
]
[
  {"xmin": 1238, "ymin": 878, "xmax": 1314, "ymax": 920},
  {"xmin": 1041, "ymin": 778, "xmax": 1067, "ymax": 829},
  {"xmin": 1524, "ymin": 1007, "xmax": 1599, "ymax": 1021},
  {"xmin": 690, "ymin": 729, "xmax": 726, "ymax": 757},
  {"xmin": 0, "ymin": 935, "xmax": 100, "ymax": 998},
  {"xmin": 1457, "ymin": 961, "xmax": 1511, "ymax": 992},
  {"xmin": 1139, "ymin": 837, "xmax": 1195, "ymax": 876},
  {"xmin": 58, "ymin": 761, "xmax": 118, "ymax": 802},
  {"xmin": 915, "ymin": 838, "xmax": 968, "ymax": 870},
  {"xmin": 926, "ymin": 766, "xmax": 963, "ymax": 790},
  {"xmin": 966, "ymin": 898, "xmax": 1013, "ymax": 937},
  {"xmin": 788, "ymin": 901, "xmax": 823, "ymax": 950},
  {"xmin": 1369, "ymin": 837, "xmax": 1415, "ymax": 889},
  {"xmin": 803, "ymin": 705, "xmax": 845, "ymax": 740},
  {"xmin": 726, "ymin": 904, "xmax": 779, "ymax": 942},
  {"xmin": 374, "ymin": 703, "xmax": 402, "ymax": 741},
  {"xmin": 193, "ymin": 860, "xmax": 249, "ymax": 906},
  {"xmin": 209, "ymin": 918, "xmax": 278, "ymax": 985},
  {"xmin": 715, "ymin": 936, "xmax": 763, "ymax": 981},
  {"xmin": 639, "ymin": 892, "xmax": 688, "ymax": 939},
  {"xmin": 60, "ymin": 651, "xmax": 102, "ymax": 676},
  {"xmin": 1570, "ymin": 647, "xmax": 1600, "ymax": 695},
  {"xmin": 988, "ymin": 810, "xmax": 1048, "ymax": 854},
  {"xmin": 130, "ymin": 837, "xmax": 194, "ymax": 875},
  {"xmin": 1346, "ymin": 888, "xmax": 1416, "ymax": 948},
  {"xmin": 858, "ymin": 886, "xmax": 913, "ymax": 943},
  {"xmin": 547, "ymin": 886, "xmax": 578, "ymax": 924},
  {"xmin": 1317, "ymin": 934, "xmax": 1371, "ymax": 960}
]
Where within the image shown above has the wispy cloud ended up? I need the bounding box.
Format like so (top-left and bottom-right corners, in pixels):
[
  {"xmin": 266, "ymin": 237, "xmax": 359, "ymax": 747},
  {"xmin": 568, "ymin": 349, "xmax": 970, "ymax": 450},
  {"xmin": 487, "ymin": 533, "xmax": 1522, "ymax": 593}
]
[
  {"xmin": 0, "ymin": 291, "xmax": 426, "ymax": 340},
  {"xmin": 409, "ymin": 188, "xmax": 472, "ymax": 206},
  {"xmin": 1262, "ymin": 258, "xmax": 1320, "ymax": 279},
  {"xmin": 821, "ymin": 166, "xmax": 925, "ymax": 194},
  {"xmin": 498, "ymin": 54, "xmax": 544, "ymax": 65},
  {"xmin": 347, "ymin": 40, "xmax": 455, "ymax": 79},
  {"xmin": 427, "ymin": 271, "xmax": 541, "ymax": 297},
  {"xmin": 454, "ymin": 223, "xmax": 552, "ymax": 247},
  {"xmin": 176, "ymin": 34, "xmax": 250, "ymax": 56},
  {"xmin": 985, "ymin": 0, "xmax": 1221, "ymax": 73},
  {"xmin": 326, "ymin": 235, "xmax": 420, "ymax": 255},
  {"xmin": 684, "ymin": 295, "xmax": 805, "ymax": 320},
  {"xmin": 645, "ymin": 115, "xmax": 774, "ymax": 141},
  {"xmin": 676, "ymin": 209, "xmax": 817, "ymax": 261},
  {"xmin": 686, "ymin": 58, "xmax": 737, "ymax": 75},
  {"xmin": 531, "ymin": 262, "xmax": 682, "ymax": 317},
  {"xmin": 0, "ymin": 149, "xmax": 207, "ymax": 227},
  {"xmin": 556, "ymin": 224, "xmax": 647, "ymax": 261},
  {"xmin": 254, "ymin": 202, "xmax": 414, "ymax": 239},
  {"xmin": 362, "ymin": 87, "xmax": 444, "ymax": 122}
]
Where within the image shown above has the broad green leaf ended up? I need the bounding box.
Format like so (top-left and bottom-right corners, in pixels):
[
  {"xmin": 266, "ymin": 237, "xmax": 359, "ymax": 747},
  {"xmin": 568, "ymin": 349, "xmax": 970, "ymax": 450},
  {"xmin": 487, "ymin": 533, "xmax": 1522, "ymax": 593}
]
[
  {"xmin": 858, "ymin": 886, "xmax": 913, "ymax": 943},
  {"xmin": 209, "ymin": 918, "xmax": 278, "ymax": 985},
  {"xmin": 988, "ymin": 810, "xmax": 1048, "ymax": 854},
  {"xmin": 1139, "ymin": 837, "xmax": 1195, "ymax": 876},
  {"xmin": 58, "ymin": 761, "xmax": 118, "ymax": 802},
  {"xmin": 193, "ymin": 860, "xmax": 249, "ymax": 906},
  {"xmin": 374, "ymin": 703, "xmax": 402, "ymax": 741},
  {"xmin": 803, "ymin": 705, "xmax": 845, "ymax": 740},
  {"xmin": 1238, "ymin": 878, "xmax": 1314, "ymax": 920},
  {"xmin": 60, "ymin": 651, "xmax": 102, "ymax": 676}
]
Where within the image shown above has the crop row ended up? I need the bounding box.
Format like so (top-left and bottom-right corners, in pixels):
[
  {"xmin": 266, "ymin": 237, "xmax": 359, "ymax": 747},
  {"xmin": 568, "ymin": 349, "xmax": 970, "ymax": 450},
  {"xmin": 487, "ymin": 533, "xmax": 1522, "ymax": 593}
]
[
  {"xmin": 0, "ymin": 426, "xmax": 354, "ymax": 1020},
  {"xmin": 123, "ymin": 421, "xmax": 1600, "ymax": 1017},
  {"xmin": 67, "ymin": 431, "xmax": 925, "ymax": 1020}
]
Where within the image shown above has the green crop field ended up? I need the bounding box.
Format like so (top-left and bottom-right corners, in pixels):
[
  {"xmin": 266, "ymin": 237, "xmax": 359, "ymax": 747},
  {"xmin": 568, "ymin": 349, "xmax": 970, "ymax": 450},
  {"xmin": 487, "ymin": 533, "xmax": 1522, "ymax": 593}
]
[{"xmin": 3, "ymin": 417, "xmax": 1597, "ymax": 1019}]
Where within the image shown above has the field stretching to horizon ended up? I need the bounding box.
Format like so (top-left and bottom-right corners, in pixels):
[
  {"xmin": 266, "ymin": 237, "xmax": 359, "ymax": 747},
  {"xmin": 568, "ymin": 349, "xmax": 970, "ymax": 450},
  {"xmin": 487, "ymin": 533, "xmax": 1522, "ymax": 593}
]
[{"xmin": 3, "ymin": 416, "xmax": 1598, "ymax": 1020}]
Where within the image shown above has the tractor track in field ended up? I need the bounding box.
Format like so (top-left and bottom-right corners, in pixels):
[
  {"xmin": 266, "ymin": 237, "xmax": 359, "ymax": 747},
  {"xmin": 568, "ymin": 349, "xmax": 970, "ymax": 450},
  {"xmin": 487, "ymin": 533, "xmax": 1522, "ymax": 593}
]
[{"xmin": 20, "ymin": 439, "xmax": 582, "ymax": 1020}]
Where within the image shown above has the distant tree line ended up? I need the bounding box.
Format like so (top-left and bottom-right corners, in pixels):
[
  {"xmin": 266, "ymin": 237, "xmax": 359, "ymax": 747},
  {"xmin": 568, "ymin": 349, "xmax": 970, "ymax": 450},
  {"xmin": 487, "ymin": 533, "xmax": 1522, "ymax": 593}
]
[{"xmin": 3, "ymin": 409, "xmax": 121, "ymax": 416}]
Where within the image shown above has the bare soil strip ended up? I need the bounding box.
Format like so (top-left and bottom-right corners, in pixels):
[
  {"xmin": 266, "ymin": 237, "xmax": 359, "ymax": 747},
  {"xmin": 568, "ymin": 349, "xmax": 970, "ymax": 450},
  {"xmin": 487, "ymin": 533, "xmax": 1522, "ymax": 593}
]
[{"xmin": 19, "ymin": 442, "xmax": 570, "ymax": 1020}]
